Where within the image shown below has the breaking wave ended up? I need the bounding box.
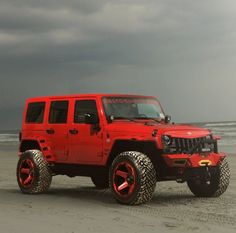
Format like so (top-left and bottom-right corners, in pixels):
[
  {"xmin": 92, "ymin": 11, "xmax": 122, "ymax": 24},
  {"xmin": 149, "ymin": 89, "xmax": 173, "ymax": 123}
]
[{"xmin": 0, "ymin": 133, "xmax": 19, "ymax": 145}]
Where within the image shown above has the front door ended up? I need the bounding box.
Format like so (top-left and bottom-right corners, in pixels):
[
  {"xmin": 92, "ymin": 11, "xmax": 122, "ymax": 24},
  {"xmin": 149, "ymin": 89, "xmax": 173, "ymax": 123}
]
[
  {"xmin": 69, "ymin": 98, "xmax": 103, "ymax": 164},
  {"xmin": 46, "ymin": 100, "xmax": 69, "ymax": 162}
]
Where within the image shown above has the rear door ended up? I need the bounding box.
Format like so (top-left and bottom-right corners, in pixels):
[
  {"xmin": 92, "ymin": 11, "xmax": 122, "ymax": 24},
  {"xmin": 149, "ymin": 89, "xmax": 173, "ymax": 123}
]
[
  {"xmin": 46, "ymin": 99, "xmax": 70, "ymax": 162},
  {"xmin": 68, "ymin": 98, "xmax": 103, "ymax": 164}
]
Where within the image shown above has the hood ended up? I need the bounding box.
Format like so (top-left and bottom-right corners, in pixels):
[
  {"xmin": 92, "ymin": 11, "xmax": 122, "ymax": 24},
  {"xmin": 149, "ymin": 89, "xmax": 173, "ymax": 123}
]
[
  {"xmin": 106, "ymin": 121, "xmax": 210, "ymax": 139},
  {"xmin": 159, "ymin": 125, "xmax": 210, "ymax": 138}
]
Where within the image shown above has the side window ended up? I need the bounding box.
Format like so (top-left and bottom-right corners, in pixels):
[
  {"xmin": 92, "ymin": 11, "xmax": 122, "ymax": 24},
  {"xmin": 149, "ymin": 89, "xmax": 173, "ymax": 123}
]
[
  {"xmin": 49, "ymin": 101, "xmax": 69, "ymax": 124},
  {"xmin": 26, "ymin": 102, "xmax": 45, "ymax": 123},
  {"xmin": 74, "ymin": 100, "xmax": 99, "ymax": 123}
]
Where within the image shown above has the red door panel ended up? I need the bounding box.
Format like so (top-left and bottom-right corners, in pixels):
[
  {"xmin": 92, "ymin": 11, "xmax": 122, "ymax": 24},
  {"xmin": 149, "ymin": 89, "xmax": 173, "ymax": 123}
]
[
  {"xmin": 68, "ymin": 98, "xmax": 103, "ymax": 164},
  {"xmin": 46, "ymin": 100, "xmax": 70, "ymax": 162}
]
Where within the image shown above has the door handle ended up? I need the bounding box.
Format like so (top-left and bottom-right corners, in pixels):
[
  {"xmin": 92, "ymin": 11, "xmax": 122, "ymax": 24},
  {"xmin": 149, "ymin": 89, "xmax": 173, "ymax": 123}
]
[
  {"xmin": 69, "ymin": 129, "xmax": 78, "ymax": 135},
  {"xmin": 46, "ymin": 128, "xmax": 55, "ymax": 134}
]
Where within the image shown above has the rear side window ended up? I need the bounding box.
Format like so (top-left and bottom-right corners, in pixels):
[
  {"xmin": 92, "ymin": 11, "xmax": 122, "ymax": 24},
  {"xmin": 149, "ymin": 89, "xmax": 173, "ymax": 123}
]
[
  {"xmin": 74, "ymin": 100, "xmax": 99, "ymax": 123},
  {"xmin": 49, "ymin": 101, "xmax": 69, "ymax": 124},
  {"xmin": 26, "ymin": 102, "xmax": 45, "ymax": 123}
]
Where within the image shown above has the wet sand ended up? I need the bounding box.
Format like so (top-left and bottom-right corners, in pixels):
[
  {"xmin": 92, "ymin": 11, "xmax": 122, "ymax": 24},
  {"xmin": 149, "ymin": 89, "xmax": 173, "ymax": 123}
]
[{"xmin": 0, "ymin": 145, "xmax": 235, "ymax": 233}]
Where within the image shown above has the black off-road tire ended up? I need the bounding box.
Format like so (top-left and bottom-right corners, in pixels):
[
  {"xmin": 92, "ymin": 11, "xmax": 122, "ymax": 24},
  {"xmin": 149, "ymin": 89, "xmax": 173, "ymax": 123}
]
[
  {"xmin": 110, "ymin": 151, "xmax": 157, "ymax": 205},
  {"xmin": 17, "ymin": 150, "xmax": 52, "ymax": 194},
  {"xmin": 187, "ymin": 158, "xmax": 230, "ymax": 197},
  {"xmin": 91, "ymin": 174, "xmax": 109, "ymax": 189}
]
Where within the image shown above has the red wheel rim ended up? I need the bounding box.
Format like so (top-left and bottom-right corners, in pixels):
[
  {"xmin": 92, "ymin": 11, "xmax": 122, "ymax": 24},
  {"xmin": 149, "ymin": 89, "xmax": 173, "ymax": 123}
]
[
  {"xmin": 18, "ymin": 159, "xmax": 35, "ymax": 188},
  {"xmin": 113, "ymin": 161, "xmax": 136, "ymax": 198}
]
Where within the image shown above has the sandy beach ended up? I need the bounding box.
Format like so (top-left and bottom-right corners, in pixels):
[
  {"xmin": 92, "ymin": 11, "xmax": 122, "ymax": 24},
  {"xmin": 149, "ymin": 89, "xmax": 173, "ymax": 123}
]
[{"xmin": 0, "ymin": 145, "xmax": 235, "ymax": 233}]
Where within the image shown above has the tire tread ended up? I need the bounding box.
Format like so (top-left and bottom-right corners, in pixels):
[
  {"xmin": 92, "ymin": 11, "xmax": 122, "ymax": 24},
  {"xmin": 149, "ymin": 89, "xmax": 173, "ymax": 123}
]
[
  {"xmin": 17, "ymin": 150, "xmax": 52, "ymax": 194},
  {"xmin": 110, "ymin": 151, "xmax": 157, "ymax": 205}
]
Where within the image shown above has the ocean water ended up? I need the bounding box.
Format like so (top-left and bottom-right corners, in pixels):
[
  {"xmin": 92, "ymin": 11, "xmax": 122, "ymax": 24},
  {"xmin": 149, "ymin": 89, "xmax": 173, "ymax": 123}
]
[
  {"xmin": 0, "ymin": 130, "xmax": 19, "ymax": 146},
  {"xmin": 0, "ymin": 122, "xmax": 236, "ymax": 153}
]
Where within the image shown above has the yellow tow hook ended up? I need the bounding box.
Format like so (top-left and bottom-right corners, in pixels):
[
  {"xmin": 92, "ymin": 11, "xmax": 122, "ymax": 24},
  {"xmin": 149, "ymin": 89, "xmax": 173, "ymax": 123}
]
[{"xmin": 198, "ymin": 160, "xmax": 212, "ymax": 167}]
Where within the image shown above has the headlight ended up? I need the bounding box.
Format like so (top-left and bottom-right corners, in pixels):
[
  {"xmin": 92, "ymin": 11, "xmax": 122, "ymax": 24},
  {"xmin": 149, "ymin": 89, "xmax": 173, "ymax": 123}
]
[{"xmin": 162, "ymin": 135, "xmax": 172, "ymax": 146}]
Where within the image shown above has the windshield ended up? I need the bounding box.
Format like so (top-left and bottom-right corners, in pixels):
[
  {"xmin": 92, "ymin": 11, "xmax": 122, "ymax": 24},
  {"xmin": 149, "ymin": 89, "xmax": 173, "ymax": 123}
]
[{"xmin": 102, "ymin": 97, "xmax": 165, "ymax": 121}]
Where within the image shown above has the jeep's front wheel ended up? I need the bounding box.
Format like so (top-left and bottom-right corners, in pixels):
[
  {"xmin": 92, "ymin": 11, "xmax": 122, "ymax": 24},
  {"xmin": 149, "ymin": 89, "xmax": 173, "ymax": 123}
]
[
  {"xmin": 110, "ymin": 151, "xmax": 157, "ymax": 205},
  {"xmin": 187, "ymin": 158, "xmax": 230, "ymax": 197},
  {"xmin": 17, "ymin": 150, "xmax": 52, "ymax": 194}
]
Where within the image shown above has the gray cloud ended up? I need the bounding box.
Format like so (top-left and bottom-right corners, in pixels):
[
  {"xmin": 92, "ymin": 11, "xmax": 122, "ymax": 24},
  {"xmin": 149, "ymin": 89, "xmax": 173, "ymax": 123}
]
[{"xmin": 0, "ymin": 0, "xmax": 236, "ymax": 129}]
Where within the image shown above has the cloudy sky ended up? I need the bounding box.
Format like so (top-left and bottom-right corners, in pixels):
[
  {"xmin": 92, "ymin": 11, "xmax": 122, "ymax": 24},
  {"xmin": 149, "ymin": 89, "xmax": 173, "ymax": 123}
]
[{"xmin": 0, "ymin": 0, "xmax": 236, "ymax": 130}]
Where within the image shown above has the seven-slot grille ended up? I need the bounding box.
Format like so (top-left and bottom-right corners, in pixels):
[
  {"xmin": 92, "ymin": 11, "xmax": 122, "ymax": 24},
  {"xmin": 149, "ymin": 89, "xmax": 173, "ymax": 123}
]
[{"xmin": 163, "ymin": 136, "xmax": 216, "ymax": 154}]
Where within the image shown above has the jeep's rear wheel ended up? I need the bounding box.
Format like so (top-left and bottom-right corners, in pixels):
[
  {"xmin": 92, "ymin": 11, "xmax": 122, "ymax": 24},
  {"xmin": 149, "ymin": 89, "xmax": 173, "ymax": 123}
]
[
  {"xmin": 187, "ymin": 158, "xmax": 230, "ymax": 197},
  {"xmin": 110, "ymin": 151, "xmax": 157, "ymax": 205},
  {"xmin": 17, "ymin": 150, "xmax": 52, "ymax": 194}
]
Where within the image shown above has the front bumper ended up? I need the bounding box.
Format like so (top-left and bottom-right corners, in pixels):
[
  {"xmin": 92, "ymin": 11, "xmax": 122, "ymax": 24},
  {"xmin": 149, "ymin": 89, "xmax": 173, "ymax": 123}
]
[{"xmin": 163, "ymin": 152, "xmax": 226, "ymax": 168}]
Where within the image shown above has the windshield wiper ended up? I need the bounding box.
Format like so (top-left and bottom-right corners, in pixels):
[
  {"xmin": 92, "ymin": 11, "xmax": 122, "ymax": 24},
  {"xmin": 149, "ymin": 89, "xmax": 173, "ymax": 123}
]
[
  {"xmin": 109, "ymin": 116, "xmax": 162, "ymax": 124},
  {"xmin": 134, "ymin": 117, "xmax": 162, "ymax": 123},
  {"xmin": 112, "ymin": 117, "xmax": 138, "ymax": 122}
]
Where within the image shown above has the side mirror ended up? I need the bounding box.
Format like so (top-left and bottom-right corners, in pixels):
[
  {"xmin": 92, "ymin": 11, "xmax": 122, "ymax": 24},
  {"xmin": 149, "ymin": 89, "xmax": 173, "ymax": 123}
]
[
  {"xmin": 107, "ymin": 115, "xmax": 114, "ymax": 123},
  {"xmin": 165, "ymin": 115, "xmax": 171, "ymax": 123},
  {"xmin": 84, "ymin": 113, "xmax": 99, "ymax": 124}
]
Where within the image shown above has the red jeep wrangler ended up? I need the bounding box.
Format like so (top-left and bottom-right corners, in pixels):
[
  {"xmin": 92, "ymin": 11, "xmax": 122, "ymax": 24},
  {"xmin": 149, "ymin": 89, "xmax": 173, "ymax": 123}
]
[{"xmin": 17, "ymin": 94, "xmax": 230, "ymax": 205}]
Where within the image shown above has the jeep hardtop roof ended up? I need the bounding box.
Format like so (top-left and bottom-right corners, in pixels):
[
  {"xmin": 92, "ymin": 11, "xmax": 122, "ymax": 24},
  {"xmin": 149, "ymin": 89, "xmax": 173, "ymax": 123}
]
[{"xmin": 26, "ymin": 93, "xmax": 157, "ymax": 102}]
